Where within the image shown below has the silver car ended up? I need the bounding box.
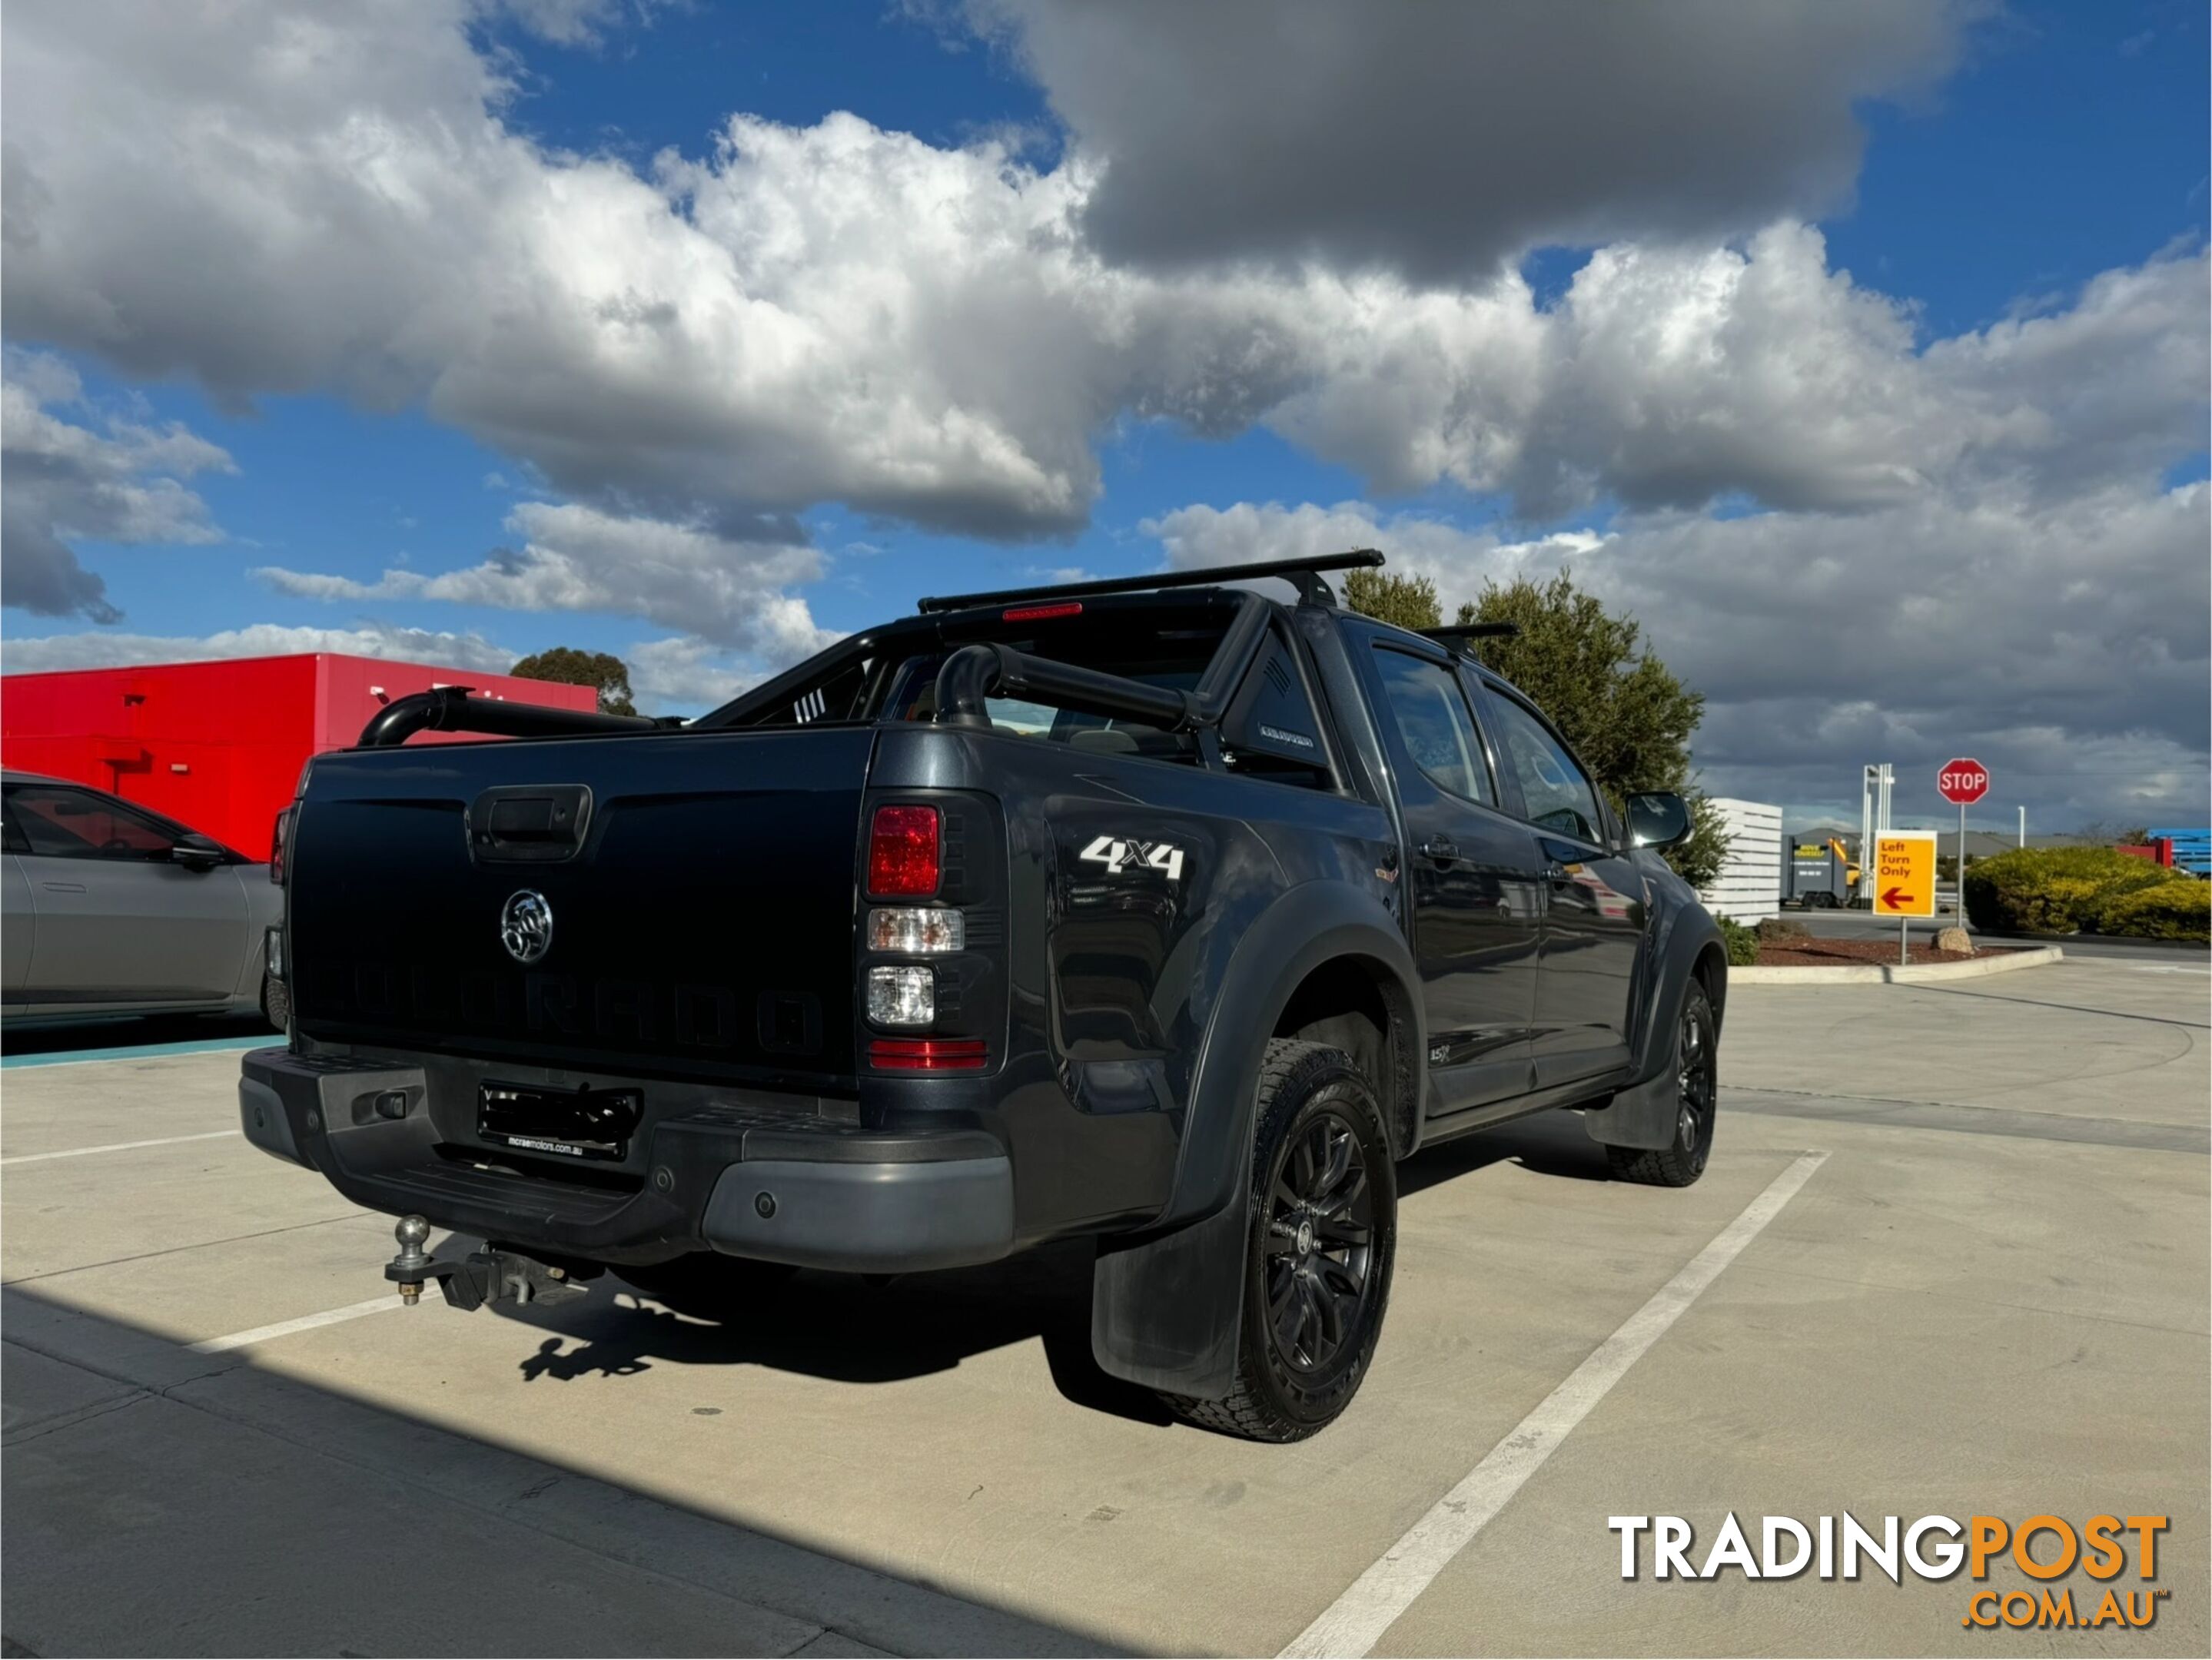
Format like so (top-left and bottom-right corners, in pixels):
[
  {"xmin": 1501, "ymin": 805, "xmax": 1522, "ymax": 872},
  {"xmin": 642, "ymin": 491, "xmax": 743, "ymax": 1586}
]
[{"xmin": 2, "ymin": 769, "xmax": 285, "ymax": 1029}]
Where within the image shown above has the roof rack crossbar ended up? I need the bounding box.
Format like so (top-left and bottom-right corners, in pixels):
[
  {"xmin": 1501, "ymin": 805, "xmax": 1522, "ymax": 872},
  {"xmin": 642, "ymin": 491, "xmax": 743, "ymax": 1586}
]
[{"xmin": 916, "ymin": 549, "xmax": 1385, "ymax": 615}]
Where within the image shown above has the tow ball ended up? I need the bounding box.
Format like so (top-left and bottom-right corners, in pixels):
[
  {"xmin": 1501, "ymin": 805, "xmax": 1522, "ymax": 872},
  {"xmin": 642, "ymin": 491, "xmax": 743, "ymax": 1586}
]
[{"xmin": 382, "ymin": 1213, "xmax": 600, "ymax": 1311}]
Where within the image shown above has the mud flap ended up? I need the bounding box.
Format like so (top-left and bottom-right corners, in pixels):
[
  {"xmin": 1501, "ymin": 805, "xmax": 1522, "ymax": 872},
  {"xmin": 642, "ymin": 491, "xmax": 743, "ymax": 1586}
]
[
  {"xmin": 1089, "ymin": 1200, "xmax": 1247, "ymax": 1400},
  {"xmin": 1579, "ymin": 1065, "xmax": 1678, "ymax": 1150}
]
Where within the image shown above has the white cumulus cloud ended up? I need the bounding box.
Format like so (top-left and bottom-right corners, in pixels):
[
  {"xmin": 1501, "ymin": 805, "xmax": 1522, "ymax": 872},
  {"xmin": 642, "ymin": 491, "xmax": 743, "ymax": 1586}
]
[
  {"xmin": 1, "ymin": 621, "xmax": 516, "ymax": 676},
  {"xmin": 12, "ymin": 0, "xmax": 2189, "ymax": 550},
  {"xmin": 2, "ymin": 0, "xmax": 2204, "ymax": 823},
  {"xmin": 1, "ymin": 350, "xmax": 234, "ymax": 622},
  {"xmin": 1151, "ymin": 484, "xmax": 2210, "ymax": 825},
  {"xmin": 255, "ymin": 500, "xmax": 833, "ymax": 658}
]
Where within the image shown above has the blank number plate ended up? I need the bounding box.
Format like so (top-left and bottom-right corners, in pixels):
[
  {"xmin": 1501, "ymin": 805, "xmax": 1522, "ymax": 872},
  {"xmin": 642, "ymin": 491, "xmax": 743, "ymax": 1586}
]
[{"xmin": 477, "ymin": 1082, "xmax": 641, "ymax": 1162}]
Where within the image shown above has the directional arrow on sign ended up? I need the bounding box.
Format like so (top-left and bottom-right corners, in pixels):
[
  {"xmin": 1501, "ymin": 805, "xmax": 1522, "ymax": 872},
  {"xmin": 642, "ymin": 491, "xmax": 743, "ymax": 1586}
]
[{"xmin": 1882, "ymin": 886, "xmax": 1912, "ymax": 909}]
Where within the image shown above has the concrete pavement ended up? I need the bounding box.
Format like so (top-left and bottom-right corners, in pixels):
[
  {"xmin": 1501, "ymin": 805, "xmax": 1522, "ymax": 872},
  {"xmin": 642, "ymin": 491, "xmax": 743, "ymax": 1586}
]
[{"xmin": 4, "ymin": 957, "xmax": 2204, "ymax": 1655}]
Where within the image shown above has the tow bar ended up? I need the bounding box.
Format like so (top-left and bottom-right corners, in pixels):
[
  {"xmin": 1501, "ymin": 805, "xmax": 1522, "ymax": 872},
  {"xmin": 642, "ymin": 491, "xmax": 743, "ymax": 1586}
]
[{"xmin": 383, "ymin": 1213, "xmax": 599, "ymax": 1311}]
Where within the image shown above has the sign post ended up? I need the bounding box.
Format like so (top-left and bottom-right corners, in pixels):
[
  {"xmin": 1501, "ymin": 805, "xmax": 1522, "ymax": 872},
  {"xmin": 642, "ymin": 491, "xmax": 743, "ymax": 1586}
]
[
  {"xmin": 1872, "ymin": 832, "xmax": 1938, "ymax": 965},
  {"xmin": 1861, "ymin": 763, "xmax": 1894, "ymax": 908},
  {"xmin": 1937, "ymin": 759, "xmax": 1991, "ymax": 921}
]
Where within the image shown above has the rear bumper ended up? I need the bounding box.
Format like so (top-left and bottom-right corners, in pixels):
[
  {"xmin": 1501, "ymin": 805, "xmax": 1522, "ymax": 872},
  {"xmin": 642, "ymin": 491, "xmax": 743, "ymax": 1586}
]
[{"xmin": 239, "ymin": 1047, "xmax": 1015, "ymax": 1272}]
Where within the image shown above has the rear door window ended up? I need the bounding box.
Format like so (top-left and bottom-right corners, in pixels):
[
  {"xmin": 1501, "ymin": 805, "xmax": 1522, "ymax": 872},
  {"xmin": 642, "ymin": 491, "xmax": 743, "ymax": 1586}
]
[{"xmin": 1369, "ymin": 647, "xmax": 1496, "ymax": 807}]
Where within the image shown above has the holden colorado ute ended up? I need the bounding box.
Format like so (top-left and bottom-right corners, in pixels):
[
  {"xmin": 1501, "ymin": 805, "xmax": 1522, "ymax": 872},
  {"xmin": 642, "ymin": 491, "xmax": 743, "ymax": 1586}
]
[{"xmin": 241, "ymin": 551, "xmax": 1725, "ymax": 1440}]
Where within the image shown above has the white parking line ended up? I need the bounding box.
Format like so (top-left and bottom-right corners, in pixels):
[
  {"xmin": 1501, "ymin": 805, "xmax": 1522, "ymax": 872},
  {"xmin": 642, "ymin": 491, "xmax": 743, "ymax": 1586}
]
[
  {"xmin": 1, "ymin": 1129, "xmax": 239, "ymax": 1167},
  {"xmin": 188, "ymin": 1294, "xmax": 407, "ymax": 1355},
  {"xmin": 1280, "ymin": 1151, "xmax": 1829, "ymax": 1660}
]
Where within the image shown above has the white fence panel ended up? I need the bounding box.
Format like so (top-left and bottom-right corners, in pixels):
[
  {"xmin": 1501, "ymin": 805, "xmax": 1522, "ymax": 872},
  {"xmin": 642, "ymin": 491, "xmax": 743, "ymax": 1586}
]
[{"xmin": 1699, "ymin": 798, "xmax": 1782, "ymax": 924}]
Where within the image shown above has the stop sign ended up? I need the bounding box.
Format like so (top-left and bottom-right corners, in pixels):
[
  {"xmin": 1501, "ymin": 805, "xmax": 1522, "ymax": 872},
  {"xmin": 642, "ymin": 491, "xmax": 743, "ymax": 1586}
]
[{"xmin": 1938, "ymin": 759, "xmax": 1989, "ymax": 805}]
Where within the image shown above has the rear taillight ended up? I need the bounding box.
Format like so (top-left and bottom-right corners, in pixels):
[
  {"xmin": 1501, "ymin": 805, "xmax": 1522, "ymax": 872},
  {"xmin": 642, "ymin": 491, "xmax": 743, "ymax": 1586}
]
[
  {"xmin": 1001, "ymin": 601, "xmax": 1082, "ymax": 622},
  {"xmin": 867, "ymin": 1037, "xmax": 988, "ymax": 1072},
  {"xmin": 867, "ymin": 805, "xmax": 940, "ymax": 896},
  {"xmin": 270, "ymin": 805, "xmax": 295, "ymax": 885}
]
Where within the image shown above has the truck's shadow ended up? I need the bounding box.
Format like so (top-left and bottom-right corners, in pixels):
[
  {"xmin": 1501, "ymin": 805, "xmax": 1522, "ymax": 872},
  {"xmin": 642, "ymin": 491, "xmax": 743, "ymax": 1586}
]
[
  {"xmin": 486, "ymin": 1110, "xmax": 1614, "ymax": 1423},
  {"xmin": 4, "ymin": 1286, "xmax": 1122, "ymax": 1657},
  {"xmin": 497, "ymin": 1236, "xmax": 1174, "ymax": 1424}
]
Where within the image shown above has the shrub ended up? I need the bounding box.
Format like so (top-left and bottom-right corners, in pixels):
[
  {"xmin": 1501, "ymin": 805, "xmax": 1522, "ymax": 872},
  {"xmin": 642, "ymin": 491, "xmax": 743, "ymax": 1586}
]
[
  {"xmin": 2092, "ymin": 880, "xmax": 2211, "ymax": 942},
  {"xmin": 1715, "ymin": 914, "xmax": 1761, "ymax": 967},
  {"xmin": 1962, "ymin": 845, "xmax": 2195, "ymax": 935},
  {"xmin": 1755, "ymin": 916, "xmax": 1810, "ymax": 943}
]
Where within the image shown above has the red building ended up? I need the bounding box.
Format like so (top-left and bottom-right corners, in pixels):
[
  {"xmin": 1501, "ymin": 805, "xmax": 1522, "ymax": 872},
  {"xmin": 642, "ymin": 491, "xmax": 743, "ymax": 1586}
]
[{"xmin": 1, "ymin": 654, "xmax": 598, "ymax": 859}]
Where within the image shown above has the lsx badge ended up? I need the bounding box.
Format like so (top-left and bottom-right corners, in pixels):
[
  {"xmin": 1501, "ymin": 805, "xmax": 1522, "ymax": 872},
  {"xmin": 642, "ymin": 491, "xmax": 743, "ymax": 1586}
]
[{"xmin": 1079, "ymin": 835, "xmax": 1185, "ymax": 882}]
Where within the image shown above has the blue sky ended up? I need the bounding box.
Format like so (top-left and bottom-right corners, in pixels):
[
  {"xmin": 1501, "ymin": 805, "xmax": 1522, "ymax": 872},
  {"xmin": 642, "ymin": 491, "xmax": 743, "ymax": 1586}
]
[{"xmin": 4, "ymin": 0, "xmax": 2206, "ymax": 826}]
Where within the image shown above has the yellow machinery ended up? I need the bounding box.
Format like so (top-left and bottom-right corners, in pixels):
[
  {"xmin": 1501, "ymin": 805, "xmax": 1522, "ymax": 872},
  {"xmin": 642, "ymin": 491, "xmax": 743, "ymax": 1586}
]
[{"xmin": 1784, "ymin": 836, "xmax": 1860, "ymax": 908}]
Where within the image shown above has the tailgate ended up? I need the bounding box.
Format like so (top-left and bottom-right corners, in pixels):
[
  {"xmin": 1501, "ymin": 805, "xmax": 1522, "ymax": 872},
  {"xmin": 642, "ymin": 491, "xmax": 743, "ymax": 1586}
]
[{"xmin": 287, "ymin": 727, "xmax": 872, "ymax": 1084}]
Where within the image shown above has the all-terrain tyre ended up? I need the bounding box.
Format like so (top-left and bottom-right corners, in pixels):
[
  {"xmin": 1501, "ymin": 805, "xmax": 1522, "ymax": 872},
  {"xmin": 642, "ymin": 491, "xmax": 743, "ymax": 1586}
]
[
  {"xmin": 616, "ymin": 1252, "xmax": 799, "ymax": 1316},
  {"xmin": 1166, "ymin": 1040, "xmax": 1397, "ymax": 1442},
  {"xmin": 1605, "ymin": 980, "xmax": 1717, "ymax": 1188}
]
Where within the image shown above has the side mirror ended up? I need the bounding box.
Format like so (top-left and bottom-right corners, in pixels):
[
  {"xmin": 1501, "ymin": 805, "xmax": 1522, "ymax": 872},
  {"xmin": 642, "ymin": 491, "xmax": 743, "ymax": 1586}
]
[
  {"xmin": 1624, "ymin": 791, "xmax": 1692, "ymax": 852},
  {"xmin": 171, "ymin": 833, "xmax": 227, "ymax": 872}
]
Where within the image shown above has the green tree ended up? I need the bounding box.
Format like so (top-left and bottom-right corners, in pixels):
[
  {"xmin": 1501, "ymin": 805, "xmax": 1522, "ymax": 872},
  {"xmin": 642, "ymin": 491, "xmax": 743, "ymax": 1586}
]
[
  {"xmin": 1340, "ymin": 566, "xmax": 1441, "ymax": 631},
  {"xmin": 1453, "ymin": 573, "xmax": 1728, "ymax": 887},
  {"xmin": 1344, "ymin": 564, "xmax": 1728, "ymax": 888},
  {"xmin": 510, "ymin": 647, "xmax": 637, "ymax": 716}
]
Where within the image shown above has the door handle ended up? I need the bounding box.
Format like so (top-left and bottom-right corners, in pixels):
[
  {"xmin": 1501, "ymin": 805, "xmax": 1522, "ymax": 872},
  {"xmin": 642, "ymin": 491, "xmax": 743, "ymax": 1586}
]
[
  {"xmin": 1420, "ymin": 835, "xmax": 1460, "ymax": 862},
  {"xmin": 41, "ymin": 881, "xmax": 86, "ymax": 894}
]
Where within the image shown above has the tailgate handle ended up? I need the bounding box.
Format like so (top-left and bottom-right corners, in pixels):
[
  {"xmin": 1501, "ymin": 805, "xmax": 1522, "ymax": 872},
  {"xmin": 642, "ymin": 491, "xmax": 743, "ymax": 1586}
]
[{"xmin": 470, "ymin": 785, "xmax": 593, "ymax": 863}]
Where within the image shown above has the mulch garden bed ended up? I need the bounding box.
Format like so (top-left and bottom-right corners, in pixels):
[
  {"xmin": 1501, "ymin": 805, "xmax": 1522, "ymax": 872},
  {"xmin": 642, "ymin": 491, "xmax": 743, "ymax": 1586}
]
[{"xmin": 1753, "ymin": 938, "xmax": 2024, "ymax": 968}]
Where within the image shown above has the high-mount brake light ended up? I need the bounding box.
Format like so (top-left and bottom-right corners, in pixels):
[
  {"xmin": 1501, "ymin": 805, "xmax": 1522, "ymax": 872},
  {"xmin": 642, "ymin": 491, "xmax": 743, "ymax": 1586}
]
[
  {"xmin": 867, "ymin": 805, "xmax": 940, "ymax": 896},
  {"xmin": 1001, "ymin": 601, "xmax": 1083, "ymax": 622},
  {"xmin": 867, "ymin": 1037, "xmax": 988, "ymax": 1072}
]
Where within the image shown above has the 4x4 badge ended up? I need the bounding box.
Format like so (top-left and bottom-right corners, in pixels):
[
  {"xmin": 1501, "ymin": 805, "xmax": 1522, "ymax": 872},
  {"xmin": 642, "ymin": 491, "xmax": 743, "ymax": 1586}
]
[
  {"xmin": 500, "ymin": 890, "xmax": 554, "ymax": 964},
  {"xmin": 1078, "ymin": 835, "xmax": 1185, "ymax": 882}
]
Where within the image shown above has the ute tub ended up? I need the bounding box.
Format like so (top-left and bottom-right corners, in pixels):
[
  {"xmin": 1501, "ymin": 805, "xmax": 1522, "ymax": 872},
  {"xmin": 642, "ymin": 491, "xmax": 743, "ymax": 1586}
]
[{"xmin": 239, "ymin": 1047, "xmax": 1015, "ymax": 1272}]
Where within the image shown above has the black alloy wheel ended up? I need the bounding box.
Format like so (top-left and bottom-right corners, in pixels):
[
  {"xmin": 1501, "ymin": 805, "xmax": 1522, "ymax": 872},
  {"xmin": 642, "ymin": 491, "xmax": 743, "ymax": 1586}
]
[
  {"xmin": 1263, "ymin": 1110, "xmax": 1379, "ymax": 1376},
  {"xmin": 1165, "ymin": 1039, "xmax": 1397, "ymax": 1442},
  {"xmin": 1606, "ymin": 980, "xmax": 1718, "ymax": 1187},
  {"xmin": 1672, "ymin": 991, "xmax": 1716, "ymax": 1174}
]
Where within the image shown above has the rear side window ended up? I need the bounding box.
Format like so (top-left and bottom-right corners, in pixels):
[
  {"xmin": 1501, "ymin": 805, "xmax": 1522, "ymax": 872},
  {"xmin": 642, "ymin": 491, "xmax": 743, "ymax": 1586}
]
[
  {"xmin": 1370, "ymin": 648, "xmax": 1495, "ymax": 806},
  {"xmin": 748, "ymin": 654, "xmax": 874, "ymax": 727},
  {"xmin": 1221, "ymin": 633, "xmax": 1330, "ymax": 788},
  {"xmin": 1487, "ymin": 696, "xmax": 1604, "ymax": 842}
]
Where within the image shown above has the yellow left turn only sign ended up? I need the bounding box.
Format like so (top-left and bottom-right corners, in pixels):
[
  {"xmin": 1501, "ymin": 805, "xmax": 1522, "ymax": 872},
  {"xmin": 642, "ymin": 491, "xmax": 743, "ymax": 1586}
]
[{"xmin": 1872, "ymin": 832, "xmax": 1938, "ymax": 918}]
